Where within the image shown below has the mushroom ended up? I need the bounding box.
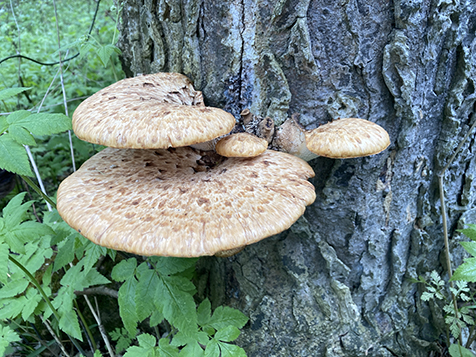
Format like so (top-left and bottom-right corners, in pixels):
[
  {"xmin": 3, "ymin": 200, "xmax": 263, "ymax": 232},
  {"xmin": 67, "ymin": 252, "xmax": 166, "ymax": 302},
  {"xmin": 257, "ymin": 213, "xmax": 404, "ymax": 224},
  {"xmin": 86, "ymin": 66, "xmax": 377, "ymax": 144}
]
[
  {"xmin": 56, "ymin": 147, "xmax": 316, "ymax": 257},
  {"xmin": 72, "ymin": 73, "xmax": 236, "ymax": 149},
  {"xmin": 215, "ymin": 132, "xmax": 268, "ymax": 158},
  {"xmin": 274, "ymin": 117, "xmax": 390, "ymax": 161}
]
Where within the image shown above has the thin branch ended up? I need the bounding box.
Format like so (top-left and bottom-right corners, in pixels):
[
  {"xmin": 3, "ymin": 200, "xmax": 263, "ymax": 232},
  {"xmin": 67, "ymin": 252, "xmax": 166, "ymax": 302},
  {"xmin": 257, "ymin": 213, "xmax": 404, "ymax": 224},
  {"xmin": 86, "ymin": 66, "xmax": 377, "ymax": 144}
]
[
  {"xmin": 84, "ymin": 295, "xmax": 116, "ymax": 356},
  {"xmin": 74, "ymin": 286, "xmax": 119, "ymax": 299},
  {"xmin": 53, "ymin": 0, "xmax": 76, "ymax": 172},
  {"xmin": 42, "ymin": 318, "xmax": 70, "ymax": 357}
]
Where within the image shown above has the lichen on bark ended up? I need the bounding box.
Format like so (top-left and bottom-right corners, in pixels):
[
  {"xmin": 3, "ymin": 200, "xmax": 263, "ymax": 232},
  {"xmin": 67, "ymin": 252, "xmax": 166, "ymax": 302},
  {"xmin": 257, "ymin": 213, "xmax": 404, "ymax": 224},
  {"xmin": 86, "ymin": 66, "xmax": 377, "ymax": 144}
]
[{"xmin": 118, "ymin": 0, "xmax": 476, "ymax": 355}]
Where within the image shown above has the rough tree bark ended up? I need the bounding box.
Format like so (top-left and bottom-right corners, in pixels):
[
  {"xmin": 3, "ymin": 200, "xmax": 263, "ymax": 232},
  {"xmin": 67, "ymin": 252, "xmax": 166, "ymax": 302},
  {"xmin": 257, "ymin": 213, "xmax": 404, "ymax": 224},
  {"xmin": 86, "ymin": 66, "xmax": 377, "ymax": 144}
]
[{"xmin": 117, "ymin": 1, "xmax": 476, "ymax": 355}]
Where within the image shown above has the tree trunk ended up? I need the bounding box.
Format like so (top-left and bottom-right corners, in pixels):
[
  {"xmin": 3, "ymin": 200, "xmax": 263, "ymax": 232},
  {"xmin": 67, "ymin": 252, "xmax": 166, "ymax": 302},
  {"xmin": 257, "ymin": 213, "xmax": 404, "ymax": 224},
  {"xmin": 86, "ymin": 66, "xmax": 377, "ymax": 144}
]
[{"xmin": 117, "ymin": 1, "xmax": 476, "ymax": 355}]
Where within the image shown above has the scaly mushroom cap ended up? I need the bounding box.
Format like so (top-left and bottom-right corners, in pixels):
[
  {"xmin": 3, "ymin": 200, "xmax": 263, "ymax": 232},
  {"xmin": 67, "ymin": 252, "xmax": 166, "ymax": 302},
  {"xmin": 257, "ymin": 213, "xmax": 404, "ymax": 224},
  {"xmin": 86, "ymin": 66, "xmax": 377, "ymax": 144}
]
[
  {"xmin": 72, "ymin": 73, "xmax": 236, "ymax": 149},
  {"xmin": 305, "ymin": 118, "xmax": 390, "ymax": 158},
  {"xmin": 215, "ymin": 133, "xmax": 268, "ymax": 158},
  {"xmin": 56, "ymin": 147, "xmax": 316, "ymax": 257}
]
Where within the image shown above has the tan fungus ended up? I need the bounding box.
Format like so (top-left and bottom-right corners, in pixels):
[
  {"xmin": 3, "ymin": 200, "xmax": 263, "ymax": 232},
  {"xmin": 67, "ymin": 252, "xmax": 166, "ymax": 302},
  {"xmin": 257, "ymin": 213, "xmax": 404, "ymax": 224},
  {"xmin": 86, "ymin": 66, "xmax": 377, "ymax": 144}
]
[
  {"xmin": 305, "ymin": 118, "xmax": 390, "ymax": 159},
  {"xmin": 56, "ymin": 147, "xmax": 316, "ymax": 257},
  {"xmin": 215, "ymin": 133, "xmax": 268, "ymax": 158},
  {"xmin": 72, "ymin": 73, "xmax": 236, "ymax": 149}
]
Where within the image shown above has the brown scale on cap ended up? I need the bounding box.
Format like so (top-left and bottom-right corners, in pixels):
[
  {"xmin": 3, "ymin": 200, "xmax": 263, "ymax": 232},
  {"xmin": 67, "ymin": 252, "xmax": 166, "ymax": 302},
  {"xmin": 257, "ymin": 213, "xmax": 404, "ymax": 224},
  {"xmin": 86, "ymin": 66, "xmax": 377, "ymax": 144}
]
[
  {"xmin": 72, "ymin": 73, "xmax": 236, "ymax": 149},
  {"xmin": 57, "ymin": 147, "xmax": 316, "ymax": 257}
]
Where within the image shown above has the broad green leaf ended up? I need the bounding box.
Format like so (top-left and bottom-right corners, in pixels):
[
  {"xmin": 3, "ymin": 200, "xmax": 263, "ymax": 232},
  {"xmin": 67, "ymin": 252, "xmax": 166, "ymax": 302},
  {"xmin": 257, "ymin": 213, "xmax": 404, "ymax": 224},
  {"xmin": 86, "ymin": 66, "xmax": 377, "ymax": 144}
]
[
  {"xmin": 217, "ymin": 342, "xmax": 247, "ymax": 357},
  {"xmin": 124, "ymin": 334, "xmax": 157, "ymax": 357},
  {"xmin": 461, "ymin": 241, "xmax": 476, "ymax": 257},
  {"xmin": 179, "ymin": 341, "xmax": 205, "ymax": 357},
  {"xmin": 118, "ymin": 277, "xmax": 139, "ymax": 335},
  {"xmin": 54, "ymin": 233, "xmax": 76, "ymax": 271},
  {"xmin": 22, "ymin": 288, "xmax": 42, "ymax": 321},
  {"xmin": 153, "ymin": 257, "xmax": 198, "ymax": 276},
  {"xmin": 0, "ymin": 279, "xmax": 29, "ymax": 299},
  {"xmin": 0, "ymin": 134, "xmax": 33, "ymax": 176},
  {"xmin": 14, "ymin": 113, "xmax": 72, "ymax": 136},
  {"xmin": 0, "ymin": 324, "xmax": 21, "ymax": 357},
  {"xmin": 451, "ymin": 258, "xmax": 476, "ymax": 282},
  {"xmin": 110, "ymin": 328, "xmax": 134, "ymax": 354},
  {"xmin": 58, "ymin": 307, "xmax": 82, "ymax": 340},
  {"xmin": 157, "ymin": 338, "xmax": 179, "ymax": 356},
  {"xmin": 197, "ymin": 299, "xmax": 212, "ymax": 327},
  {"xmin": 0, "ymin": 296, "xmax": 26, "ymax": 319},
  {"xmin": 0, "ymin": 116, "xmax": 8, "ymax": 134},
  {"xmin": 81, "ymin": 242, "xmax": 108, "ymax": 273},
  {"xmin": 208, "ymin": 306, "xmax": 248, "ymax": 330},
  {"xmin": 6, "ymin": 110, "xmax": 31, "ymax": 125},
  {"xmin": 83, "ymin": 268, "xmax": 110, "ymax": 288},
  {"xmin": 448, "ymin": 343, "xmax": 476, "ymax": 357},
  {"xmin": 21, "ymin": 238, "xmax": 53, "ymax": 273},
  {"xmin": 11, "ymin": 221, "xmax": 55, "ymax": 242},
  {"xmin": 215, "ymin": 326, "xmax": 240, "ymax": 342},
  {"xmin": 149, "ymin": 309, "xmax": 164, "ymax": 327},
  {"xmin": 136, "ymin": 265, "xmax": 160, "ymax": 322},
  {"xmin": 204, "ymin": 339, "xmax": 219, "ymax": 357},
  {"xmin": 97, "ymin": 44, "xmax": 119, "ymax": 66},
  {"xmin": 459, "ymin": 225, "xmax": 476, "ymax": 241},
  {"xmin": 112, "ymin": 258, "xmax": 137, "ymax": 282},
  {"xmin": 8, "ymin": 125, "xmax": 36, "ymax": 146},
  {"xmin": 79, "ymin": 41, "xmax": 98, "ymax": 60},
  {"xmin": 156, "ymin": 275, "xmax": 198, "ymax": 336},
  {"xmin": 0, "ymin": 243, "xmax": 9, "ymax": 283},
  {"xmin": 94, "ymin": 350, "xmax": 104, "ymax": 357},
  {"xmin": 3, "ymin": 231, "xmax": 26, "ymax": 254},
  {"xmin": 3, "ymin": 193, "xmax": 31, "ymax": 229},
  {"xmin": 0, "ymin": 87, "xmax": 32, "ymax": 102}
]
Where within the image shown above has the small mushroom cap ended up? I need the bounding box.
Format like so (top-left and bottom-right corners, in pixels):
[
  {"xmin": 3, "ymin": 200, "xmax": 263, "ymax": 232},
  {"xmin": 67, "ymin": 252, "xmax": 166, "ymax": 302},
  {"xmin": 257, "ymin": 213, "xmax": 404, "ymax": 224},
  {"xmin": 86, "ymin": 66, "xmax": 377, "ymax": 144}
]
[
  {"xmin": 215, "ymin": 133, "xmax": 268, "ymax": 157},
  {"xmin": 305, "ymin": 118, "xmax": 390, "ymax": 158},
  {"xmin": 57, "ymin": 147, "xmax": 316, "ymax": 257},
  {"xmin": 72, "ymin": 73, "xmax": 236, "ymax": 149}
]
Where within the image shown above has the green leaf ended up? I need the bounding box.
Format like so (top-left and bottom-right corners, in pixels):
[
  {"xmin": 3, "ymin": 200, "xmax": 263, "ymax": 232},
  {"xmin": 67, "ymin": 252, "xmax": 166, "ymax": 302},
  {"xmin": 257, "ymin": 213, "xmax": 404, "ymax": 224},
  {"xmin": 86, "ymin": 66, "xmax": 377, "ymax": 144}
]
[
  {"xmin": 110, "ymin": 328, "xmax": 134, "ymax": 353},
  {"xmin": 22, "ymin": 288, "xmax": 42, "ymax": 321},
  {"xmin": 14, "ymin": 113, "xmax": 72, "ymax": 136},
  {"xmin": 97, "ymin": 44, "xmax": 119, "ymax": 66},
  {"xmin": 94, "ymin": 350, "xmax": 104, "ymax": 357},
  {"xmin": 204, "ymin": 339, "xmax": 219, "ymax": 357},
  {"xmin": 124, "ymin": 334, "xmax": 157, "ymax": 357},
  {"xmin": 149, "ymin": 309, "xmax": 164, "ymax": 327},
  {"xmin": 0, "ymin": 243, "xmax": 9, "ymax": 283},
  {"xmin": 461, "ymin": 241, "xmax": 476, "ymax": 257},
  {"xmin": 112, "ymin": 258, "xmax": 137, "ymax": 282},
  {"xmin": 153, "ymin": 257, "xmax": 198, "ymax": 276},
  {"xmin": 81, "ymin": 242, "xmax": 108, "ymax": 273},
  {"xmin": 0, "ymin": 87, "xmax": 32, "ymax": 102},
  {"xmin": 448, "ymin": 343, "xmax": 476, "ymax": 357},
  {"xmin": 0, "ymin": 116, "xmax": 7, "ymax": 134},
  {"xmin": 156, "ymin": 275, "xmax": 198, "ymax": 336},
  {"xmin": 451, "ymin": 258, "xmax": 476, "ymax": 282},
  {"xmin": 0, "ymin": 279, "xmax": 29, "ymax": 299},
  {"xmin": 8, "ymin": 125, "xmax": 36, "ymax": 145},
  {"xmin": 197, "ymin": 299, "xmax": 212, "ymax": 327},
  {"xmin": 214, "ymin": 326, "xmax": 241, "ymax": 342},
  {"xmin": 0, "ymin": 324, "xmax": 21, "ymax": 357},
  {"xmin": 2, "ymin": 193, "xmax": 31, "ymax": 228},
  {"xmin": 11, "ymin": 221, "xmax": 55, "ymax": 242},
  {"xmin": 0, "ymin": 134, "xmax": 33, "ymax": 176},
  {"xmin": 217, "ymin": 341, "xmax": 247, "ymax": 357},
  {"xmin": 459, "ymin": 225, "xmax": 476, "ymax": 241},
  {"xmin": 59, "ymin": 307, "xmax": 82, "ymax": 340},
  {"xmin": 54, "ymin": 233, "xmax": 77, "ymax": 271},
  {"xmin": 118, "ymin": 276, "xmax": 139, "ymax": 335},
  {"xmin": 135, "ymin": 265, "xmax": 160, "ymax": 322},
  {"xmin": 6, "ymin": 110, "xmax": 31, "ymax": 125},
  {"xmin": 179, "ymin": 341, "xmax": 205, "ymax": 357},
  {"xmin": 157, "ymin": 338, "xmax": 179, "ymax": 356},
  {"xmin": 208, "ymin": 306, "xmax": 248, "ymax": 330}
]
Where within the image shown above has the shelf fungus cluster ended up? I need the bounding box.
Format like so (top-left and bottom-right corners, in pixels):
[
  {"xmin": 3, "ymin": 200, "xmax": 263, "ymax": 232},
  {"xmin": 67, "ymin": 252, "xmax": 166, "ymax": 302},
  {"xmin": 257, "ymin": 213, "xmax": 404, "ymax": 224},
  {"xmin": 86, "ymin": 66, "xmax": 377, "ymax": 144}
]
[
  {"xmin": 58, "ymin": 73, "xmax": 390, "ymax": 257},
  {"xmin": 57, "ymin": 73, "xmax": 316, "ymax": 257}
]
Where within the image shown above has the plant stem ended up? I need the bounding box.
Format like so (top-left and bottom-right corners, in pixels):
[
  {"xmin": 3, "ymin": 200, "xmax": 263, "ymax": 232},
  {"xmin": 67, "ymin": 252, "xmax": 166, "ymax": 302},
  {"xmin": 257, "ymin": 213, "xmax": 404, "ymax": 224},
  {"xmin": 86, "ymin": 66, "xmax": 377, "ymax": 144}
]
[
  {"xmin": 74, "ymin": 299, "xmax": 97, "ymax": 351},
  {"xmin": 8, "ymin": 255, "xmax": 86, "ymax": 355},
  {"xmin": 20, "ymin": 175, "xmax": 56, "ymax": 209}
]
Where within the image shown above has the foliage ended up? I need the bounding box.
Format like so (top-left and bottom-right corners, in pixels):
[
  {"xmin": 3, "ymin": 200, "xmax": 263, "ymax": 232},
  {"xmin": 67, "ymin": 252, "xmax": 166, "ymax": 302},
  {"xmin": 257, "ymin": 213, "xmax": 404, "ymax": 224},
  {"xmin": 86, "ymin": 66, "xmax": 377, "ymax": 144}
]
[
  {"xmin": 413, "ymin": 226, "xmax": 476, "ymax": 356},
  {"xmin": 0, "ymin": 1, "xmax": 249, "ymax": 355}
]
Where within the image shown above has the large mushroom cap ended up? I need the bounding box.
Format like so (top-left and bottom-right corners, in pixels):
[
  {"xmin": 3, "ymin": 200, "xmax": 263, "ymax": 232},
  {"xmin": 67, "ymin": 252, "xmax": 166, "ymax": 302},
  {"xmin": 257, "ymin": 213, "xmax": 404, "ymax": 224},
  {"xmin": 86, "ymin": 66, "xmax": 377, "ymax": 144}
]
[
  {"xmin": 57, "ymin": 147, "xmax": 316, "ymax": 257},
  {"xmin": 215, "ymin": 133, "xmax": 268, "ymax": 157},
  {"xmin": 305, "ymin": 118, "xmax": 390, "ymax": 159},
  {"xmin": 72, "ymin": 73, "xmax": 236, "ymax": 149}
]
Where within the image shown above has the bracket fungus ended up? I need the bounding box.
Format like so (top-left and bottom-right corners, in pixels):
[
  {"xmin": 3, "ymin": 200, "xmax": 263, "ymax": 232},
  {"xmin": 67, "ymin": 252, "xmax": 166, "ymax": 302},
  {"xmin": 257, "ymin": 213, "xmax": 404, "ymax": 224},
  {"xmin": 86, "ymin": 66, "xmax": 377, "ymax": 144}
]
[
  {"xmin": 215, "ymin": 132, "xmax": 268, "ymax": 158},
  {"xmin": 57, "ymin": 72, "xmax": 317, "ymax": 257},
  {"xmin": 72, "ymin": 73, "xmax": 236, "ymax": 149},
  {"xmin": 274, "ymin": 116, "xmax": 390, "ymax": 161},
  {"xmin": 56, "ymin": 147, "xmax": 316, "ymax": 257}
]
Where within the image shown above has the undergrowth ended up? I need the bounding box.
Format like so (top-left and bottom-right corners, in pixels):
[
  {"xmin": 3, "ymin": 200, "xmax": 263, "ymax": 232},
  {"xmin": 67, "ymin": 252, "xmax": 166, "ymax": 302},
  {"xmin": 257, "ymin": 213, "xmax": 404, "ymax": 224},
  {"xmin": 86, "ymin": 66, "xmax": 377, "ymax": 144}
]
[{"xmin": 0, "ymin": 1, "xmax": 248, "ymax": 356}]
